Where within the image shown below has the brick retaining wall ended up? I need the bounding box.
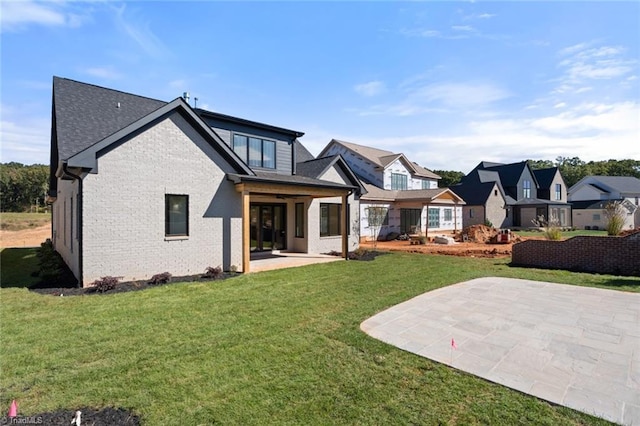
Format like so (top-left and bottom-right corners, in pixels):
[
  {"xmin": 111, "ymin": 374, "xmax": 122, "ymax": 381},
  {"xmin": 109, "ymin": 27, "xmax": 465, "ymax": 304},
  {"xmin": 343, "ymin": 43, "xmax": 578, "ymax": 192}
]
[{"xmin": 511, "ymin": 233, "xmax": 640, "ymax": 277}]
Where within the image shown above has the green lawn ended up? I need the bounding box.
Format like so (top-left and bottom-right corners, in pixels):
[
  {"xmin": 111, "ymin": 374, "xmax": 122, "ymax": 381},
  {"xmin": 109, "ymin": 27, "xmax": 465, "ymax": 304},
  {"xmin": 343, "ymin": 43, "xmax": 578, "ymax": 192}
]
[
  {"xmin": 0, "ymin": 212, "xmax": 51, "ymax": 231},
  {"xmin": 0, "ymin": 247, "xmax": 40, "ymax": 288},
  {"xmin": 2, "ymin": 253, "xmax": 637, "ymax": 424},
  {"xmin": 516, "ymin": 229, "xmax": 608, "ymax": 238}
]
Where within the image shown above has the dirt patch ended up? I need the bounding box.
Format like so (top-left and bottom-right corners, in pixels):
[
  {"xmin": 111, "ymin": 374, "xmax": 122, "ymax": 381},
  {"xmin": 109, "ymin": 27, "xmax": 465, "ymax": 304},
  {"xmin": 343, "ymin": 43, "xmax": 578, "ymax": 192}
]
[
  {"xmin": 364, "ymin": 239, "xmax": 514, "ymax": 258},
  {"xmin": 0, "ymin": 223, "xmax": 51, "ymax": 249}
]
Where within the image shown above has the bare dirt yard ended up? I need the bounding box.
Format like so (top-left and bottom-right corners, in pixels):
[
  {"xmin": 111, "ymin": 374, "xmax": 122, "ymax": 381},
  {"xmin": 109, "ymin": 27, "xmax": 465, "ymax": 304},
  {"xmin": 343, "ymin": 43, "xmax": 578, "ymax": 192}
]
[{"xmin": 0, "ymin": 223, "xmax": 51, "ymax": 249}]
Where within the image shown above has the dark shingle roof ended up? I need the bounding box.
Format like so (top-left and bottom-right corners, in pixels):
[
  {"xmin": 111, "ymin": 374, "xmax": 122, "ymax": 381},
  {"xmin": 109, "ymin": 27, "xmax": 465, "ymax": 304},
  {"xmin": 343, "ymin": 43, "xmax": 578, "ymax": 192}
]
[
  {"xmin": 53, "ymin": 77, "xmax": 167, "ymax": 160},
  {"xmin": 294, "ymin": 140, "xmax": 315, "ymax": 163},
  {"xmin": 533, "ymin": 167, "xmax": 559, "ymax": 189},
  {"xmin": 295, "ymin": 156, "xmax": 336, "ymax": 179},
  {"xmin": 450, "ymin": 182, "xmax": 497, "ymax": 206},
  {"xmin": 589, "ymin": 176, "xmax": 640, "ymax": 194}
]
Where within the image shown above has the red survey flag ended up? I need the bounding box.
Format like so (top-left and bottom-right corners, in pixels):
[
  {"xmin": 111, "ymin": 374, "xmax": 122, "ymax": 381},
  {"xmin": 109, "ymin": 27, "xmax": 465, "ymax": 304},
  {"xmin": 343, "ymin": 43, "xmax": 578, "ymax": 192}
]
[
  {"xmin": 8, "ymin": 399, "xmax": 17, "ymax": 417},
  {"xmin": 451, "ymin": 338, "xmax": 457, "ymax": 350}
]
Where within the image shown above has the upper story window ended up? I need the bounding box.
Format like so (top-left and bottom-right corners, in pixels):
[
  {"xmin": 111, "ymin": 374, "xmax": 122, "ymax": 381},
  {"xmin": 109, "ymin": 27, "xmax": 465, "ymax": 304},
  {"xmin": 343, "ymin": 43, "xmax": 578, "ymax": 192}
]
[
  {"xmin": 523, "ymin": 180, "xmax": 531, "ymax": 199},
  {"xmin": 555, "ymin": 183, "xmax": 562, "ymax": 200},
  {"xmin": 391, "ymin": 173, "xmax": 408, "ymax": 190},
  {"xmin": 233, "ymin": 134, "xmax": 275, "ymax": 169},
  {"xmin": 422, "ymin": 180, "xmax": 431, "ymax": 189}
]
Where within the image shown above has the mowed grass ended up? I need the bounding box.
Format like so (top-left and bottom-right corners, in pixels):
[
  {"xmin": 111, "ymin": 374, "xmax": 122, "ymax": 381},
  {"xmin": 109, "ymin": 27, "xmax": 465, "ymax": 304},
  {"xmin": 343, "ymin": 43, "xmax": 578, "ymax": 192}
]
[
  {"xmin": 0, "ymin": 212, "xmax": 51, "ymax": 231},
  {"xmin": 2, "ymin": 253, "xmax": 637, "ymax": 424},
  {"xmin": 0, "ymin": 247, "xmax": 40, "ymax": 288},
  {"xmin": 516, "ymin": 229, "xmax": 608, "ymax": 238}
]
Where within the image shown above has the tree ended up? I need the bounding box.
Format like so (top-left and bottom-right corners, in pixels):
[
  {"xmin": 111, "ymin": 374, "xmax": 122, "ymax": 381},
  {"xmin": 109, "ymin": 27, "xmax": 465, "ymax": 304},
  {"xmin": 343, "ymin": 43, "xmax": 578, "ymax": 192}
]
[
  {"xmin": 433, "ymin": 170, "xmax": 465, "ymax": 187},
  {"xmin": 365, "ymin": 205, "xmax": 388, "ymax": 249},
  {"xmin": 0, "ymin": 162, "xmax": 49, "ymax": 212},
  {"xmin": 527, "ymin": 159, "xmax": 554, "ymax": 170}
]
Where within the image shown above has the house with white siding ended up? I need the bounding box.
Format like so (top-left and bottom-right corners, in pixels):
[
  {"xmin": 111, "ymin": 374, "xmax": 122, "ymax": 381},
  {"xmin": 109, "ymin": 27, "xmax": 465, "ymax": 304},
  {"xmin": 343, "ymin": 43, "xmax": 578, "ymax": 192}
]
[
  {"xmin": 319, "ymin": 139, "xmax": 464, "ymax": 241},
  {"xmin": 49, "ymin": 77, "xmax": 363, "ymax": 286}
]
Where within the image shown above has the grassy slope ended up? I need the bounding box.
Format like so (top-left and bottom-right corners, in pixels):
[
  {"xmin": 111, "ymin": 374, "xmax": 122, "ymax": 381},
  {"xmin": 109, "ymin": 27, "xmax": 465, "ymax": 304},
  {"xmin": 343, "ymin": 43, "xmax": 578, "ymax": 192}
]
[{"xmin": 2, "ymin": 253, "xmax": 637, "ymax": 424}]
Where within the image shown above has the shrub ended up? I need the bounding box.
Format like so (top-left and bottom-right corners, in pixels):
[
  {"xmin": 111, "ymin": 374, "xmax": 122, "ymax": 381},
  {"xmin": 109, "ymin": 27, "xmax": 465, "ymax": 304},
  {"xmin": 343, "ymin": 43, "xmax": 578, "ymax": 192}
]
[
  {"xmin": 531, "ymin": 215, "xmax": 562, "ymax": 241},
  {"xmin": 92, "ymin": 276, "xmax": 119, "ymax": 293},
  {"xmin": 604, "ymin": 201, "xmax": 626, "ymax": 236},
  {"xmin": 484, "ymin": 219, "xmax": 494, "ymax": 228},
  {"xmin": 203, "ymin": 266, "xmax": 223, "ymax": 279},
  {"xmin": 229, "ymin": 265, "xmax": 238, "ymax": 274},
  {"xmin": 149, "ymin": 272, "xmax": 172, "ymax": 285},
  {"xmin": 34, "ymin": 239, "xmax": 78, "ymax": 287}
]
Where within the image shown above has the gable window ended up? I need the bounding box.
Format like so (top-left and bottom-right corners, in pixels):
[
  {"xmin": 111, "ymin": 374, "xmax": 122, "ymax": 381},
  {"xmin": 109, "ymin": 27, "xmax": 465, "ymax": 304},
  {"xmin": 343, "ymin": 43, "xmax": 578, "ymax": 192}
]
[
  {"xmin": 320, "ymin": 203, "xmax": 341, "ymax": 237},
  {"xmin": 165, "ymin": 194, "xmax": 189, "ymax": 236},
  {"xmin": 555, "ymin": 183, "xmax": 562, "ymax": 200},
  {"xmin": 295, "ymin": 203, "xmax": 305, "ymax": 238},
  {"xmin": 523, "ymin": 180, "xmax": 531, "ymax": 199},
  {"xmin": 233, "ymin": 134, "xmax": 275, "ymax": 169},
  {"xmin": 469, "ymin": 208, "xmax": 474, "ymax": 218},
  {"xmin": 391, "ymin": 173, "xmax": 408, "ymax": 190},
  {"xmin": 444, "ymin": 208, "xmax": 452, "ymax": 222}
]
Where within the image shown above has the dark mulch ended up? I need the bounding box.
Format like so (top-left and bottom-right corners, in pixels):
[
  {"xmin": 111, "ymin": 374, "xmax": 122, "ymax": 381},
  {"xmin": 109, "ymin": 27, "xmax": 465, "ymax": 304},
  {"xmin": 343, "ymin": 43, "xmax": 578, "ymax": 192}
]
[
  {"xmin": 11, "ymin": 406, "xmax": 140, "ymax": 425},
  {"xmin": 325, "ymin": 249, "xmax": 388, "ymax": 262},
  {"xmin": 30, "ymin": 273, "xmax": 238, "ymax": 297}
]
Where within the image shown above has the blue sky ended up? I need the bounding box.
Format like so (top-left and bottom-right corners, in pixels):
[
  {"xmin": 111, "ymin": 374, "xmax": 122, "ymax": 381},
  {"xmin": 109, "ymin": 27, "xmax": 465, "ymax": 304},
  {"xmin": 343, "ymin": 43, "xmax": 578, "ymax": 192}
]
[{"xmin": 1, "ymin": 1, "xmax": 638, "ymax": 173}]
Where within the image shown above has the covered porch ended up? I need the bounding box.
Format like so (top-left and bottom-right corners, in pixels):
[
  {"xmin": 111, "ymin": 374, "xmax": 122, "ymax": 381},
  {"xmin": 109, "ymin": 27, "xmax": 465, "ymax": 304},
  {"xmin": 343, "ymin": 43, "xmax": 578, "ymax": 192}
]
[{"xmin": 229, "ymin": 174, "xmax": 358, "ymax": 273}]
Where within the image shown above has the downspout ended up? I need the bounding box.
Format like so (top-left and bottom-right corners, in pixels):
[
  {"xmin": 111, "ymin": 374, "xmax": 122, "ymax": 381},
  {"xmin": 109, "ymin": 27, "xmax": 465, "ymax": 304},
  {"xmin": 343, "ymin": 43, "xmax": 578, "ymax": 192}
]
[
  {"xmin": 62, "ymin": 163, "xmax": 83, "ymax": 288},
  {"xmin": 343, "ymin": 189, "xmax": 353, "ymax": 260}
]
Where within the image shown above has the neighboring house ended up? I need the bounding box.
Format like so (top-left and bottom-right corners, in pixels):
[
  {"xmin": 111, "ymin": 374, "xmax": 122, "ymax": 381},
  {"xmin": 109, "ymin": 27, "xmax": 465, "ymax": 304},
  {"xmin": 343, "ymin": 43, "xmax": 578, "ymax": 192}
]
[
  {"xmin": 568, "ymin": 176, "xmax": 640, "ymax": 230},
  {"xmin": 49, "ymin": 77, "xmax": 363, "ymax": 286},
  {"xmin": 451, "ymin": 161, "xmax": 572, "ymax": 229},
  {"xmin": 318, "ymin": 139, "xmax": 464, "ymax": 241}
]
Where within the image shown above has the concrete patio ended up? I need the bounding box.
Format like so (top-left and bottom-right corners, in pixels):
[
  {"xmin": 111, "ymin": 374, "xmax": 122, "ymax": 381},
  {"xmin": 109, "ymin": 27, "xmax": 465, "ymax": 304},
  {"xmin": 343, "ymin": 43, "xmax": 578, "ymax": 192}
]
[
  {"xmin": 249, "ymin": 251, "xmax": 344, "ymax": 273},
  {"xmin": 361, "ymin": 277, "xmax": 640, "ymax": 425}
]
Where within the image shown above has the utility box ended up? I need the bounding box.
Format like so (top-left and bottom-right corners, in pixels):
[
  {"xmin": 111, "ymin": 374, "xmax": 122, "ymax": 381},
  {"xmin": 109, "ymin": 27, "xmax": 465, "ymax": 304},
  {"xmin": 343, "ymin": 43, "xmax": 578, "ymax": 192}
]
[{"xmin": 496, "ymin": 229, "xmax": 511, "ymax": 243}]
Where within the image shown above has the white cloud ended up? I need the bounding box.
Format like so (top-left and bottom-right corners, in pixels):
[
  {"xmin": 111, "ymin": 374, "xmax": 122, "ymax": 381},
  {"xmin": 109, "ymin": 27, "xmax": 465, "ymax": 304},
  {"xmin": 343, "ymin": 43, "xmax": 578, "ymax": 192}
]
[
  {"xmin": 452, "ymin": 25, "xmax": 474, "ymax": 32},
  {"xmin": 558, "ymin": 43, "xmax": 635, "ymax": 82},
  {"xmin": 112, "ymin": 4, "xmax": 169, "ymax": 58},
  {"xmin": 414, "ymin": 82, "xmax": 511, "ymax": 108},
  {"xmin": 0, "ymin": 113, "xmax": 50, "ymax": 165},
  {"xmin": 553, "ymin": 102, "xmax": 566, "ymax": 109},
  {"xmin": 84, "ymin": 67, "xmax": 123, "ymax": 80},
  {"xmin": 354, "ymin": 81, "xmax": 386, "ymax": 97},
  {"xmin": 0, "ymin": 1, "xmax": 89, "ymax": 32}
]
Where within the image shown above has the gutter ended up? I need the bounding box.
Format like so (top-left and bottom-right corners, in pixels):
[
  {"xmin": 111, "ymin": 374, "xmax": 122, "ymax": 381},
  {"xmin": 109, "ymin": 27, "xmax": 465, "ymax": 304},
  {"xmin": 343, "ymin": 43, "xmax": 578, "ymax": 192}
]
[{"xmin": 62, "ymin": 163, "xmax": 83, "ymax": 288}]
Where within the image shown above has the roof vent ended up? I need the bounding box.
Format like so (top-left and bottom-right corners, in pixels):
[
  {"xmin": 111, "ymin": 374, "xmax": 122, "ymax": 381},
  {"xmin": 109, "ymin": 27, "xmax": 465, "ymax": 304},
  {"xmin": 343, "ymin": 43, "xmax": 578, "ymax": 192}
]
[
  {"xmin": 116, "ymin": 102, "xmax": 120, "ymax": 109},
  {"xmin": 183, "ymin": 92, "xmax": 190, "ymax": 103}
]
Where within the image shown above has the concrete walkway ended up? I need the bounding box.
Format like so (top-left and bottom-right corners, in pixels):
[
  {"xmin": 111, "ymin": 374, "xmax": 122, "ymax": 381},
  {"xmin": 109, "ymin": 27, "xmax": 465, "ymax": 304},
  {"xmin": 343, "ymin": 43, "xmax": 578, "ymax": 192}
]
[
  {"xmin": 361, "ymin": 277, "xmax": 640, "ymax": 425},
  {"xmin": 250, "ymin": 251, "xmax": 343, "ymax": 273}
]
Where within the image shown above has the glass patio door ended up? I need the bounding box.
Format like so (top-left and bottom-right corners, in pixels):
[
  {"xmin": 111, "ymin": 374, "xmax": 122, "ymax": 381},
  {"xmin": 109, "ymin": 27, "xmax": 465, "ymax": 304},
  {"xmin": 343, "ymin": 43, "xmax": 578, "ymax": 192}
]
[{"xmin": 250, "ymin": 204, "xmax": 286, "ymax": 251}]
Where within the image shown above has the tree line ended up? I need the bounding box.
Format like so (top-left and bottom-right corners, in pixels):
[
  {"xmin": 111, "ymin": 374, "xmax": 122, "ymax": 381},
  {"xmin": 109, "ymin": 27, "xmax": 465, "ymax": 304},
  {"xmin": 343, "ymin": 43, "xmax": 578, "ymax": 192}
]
[
  {"xmin": 1, "ymin": 158, "xmax": 638, "ymax": 212},
  {"xmin": 434, "ymin": 157, "xmax": 640, "ymax": 188},
  {"xmin": 1, "ymin": 162, "xmax": 49, "ymax": 212}
]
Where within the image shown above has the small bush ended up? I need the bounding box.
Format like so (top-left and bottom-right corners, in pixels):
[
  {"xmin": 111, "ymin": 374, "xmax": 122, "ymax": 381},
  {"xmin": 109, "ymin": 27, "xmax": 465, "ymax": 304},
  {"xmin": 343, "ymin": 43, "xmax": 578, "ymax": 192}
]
[
  {"xmin": 92, "ymin": 276, "xmax": 119, "ymax": 293},
  {"xmin": 34, "ymin": 239, "xmax": 78, "ymax": 287},
  {"xmin": 229, "ymin": 265, "xmax": 238, "ymax": 274},
  {"xmin": 604, "ymin": 201, "xmax": 626, "ymax": 236},
  {"xmin": 484, "ymin": 219, "xmax": 494, "ymax": 228},
  {"xmin": 149, "ymin": 272, "xmax": 172, "ymax": 285},
  {"xmin": 203, "ymin": 266, "xmax": 223, "ymax": 279},
  {"xmin": 532, "ymin": 215, "xmax": 562, "ymax": 241}
]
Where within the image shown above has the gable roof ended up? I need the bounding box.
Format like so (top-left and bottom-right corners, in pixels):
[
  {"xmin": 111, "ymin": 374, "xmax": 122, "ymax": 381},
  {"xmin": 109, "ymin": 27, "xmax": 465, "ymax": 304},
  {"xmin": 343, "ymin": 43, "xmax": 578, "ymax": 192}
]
[
  {"xmin": 570, "ymin": 176, "xmax": 640, "ymax": 195},
  {"xmin": 294, "ymin": 140, "xmax": 315, "ymax": 163},
  {"xmin": 533, "ymin": 167, "xmax": 560, "ymax": 189},
  {"xmin": 52, "ymin": 77, "xmax": 253, "ymax": 177},
  {"xmin": 53, "ymin": 76, "xmax": 167, "ymax": 161},
  {"xmin": 296, "ymin": 155, "xmax": 366, "ymax": 195},
  {"xmin": 450, "ymin": 181, "xmax": 502, "ymax": 206},
  {"xmin": 361, "ymin": 182, "xmax": 464, "ymax": 204},
  {"xmin": 320, "ymin": 139, "xmax": 440, "ymax": 180}
]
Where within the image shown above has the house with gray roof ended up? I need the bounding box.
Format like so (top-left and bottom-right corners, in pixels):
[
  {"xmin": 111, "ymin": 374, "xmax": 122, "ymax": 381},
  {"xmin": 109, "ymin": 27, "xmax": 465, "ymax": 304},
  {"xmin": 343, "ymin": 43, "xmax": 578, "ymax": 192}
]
[
  {"xmin": 451, "ymin": 161, "xmax": 572, "ymax": 229},
  {"xmin": 318, "ymin": 139, "xmax": 464, "ymax": 241},
  {"xmin": 568, "ymin": 176, "xmax": 640, "ymax": 230},
  {"xmin": 49, "ymin": 77, "xmax": 363, "ymax": 286}
]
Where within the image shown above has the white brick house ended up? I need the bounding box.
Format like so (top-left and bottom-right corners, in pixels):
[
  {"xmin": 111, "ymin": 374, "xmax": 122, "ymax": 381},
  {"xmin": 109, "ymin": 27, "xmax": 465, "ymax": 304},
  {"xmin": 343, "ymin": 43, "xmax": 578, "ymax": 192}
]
[
  {"xmin": 49, "ymin": 77, "xmax": 363, "ymax": 286},
  {"xmin": 319, "ymin": 139, "xmax": 465, "ymax": 241}
]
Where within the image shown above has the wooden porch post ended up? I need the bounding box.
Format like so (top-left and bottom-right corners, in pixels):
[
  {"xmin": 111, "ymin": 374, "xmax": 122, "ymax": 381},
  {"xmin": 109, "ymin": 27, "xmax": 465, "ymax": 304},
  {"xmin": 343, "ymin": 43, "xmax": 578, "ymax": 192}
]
[
  {"xmin": 242, "ymin": 190, "xmax": 250, "ymax": 273},
  {"xmin": 454, "ymin": 201, "xmax": 458, "ymax": 233},
  {"xmin": 342, "ymin": 193, "xmax": 348, "ymax": 259}
]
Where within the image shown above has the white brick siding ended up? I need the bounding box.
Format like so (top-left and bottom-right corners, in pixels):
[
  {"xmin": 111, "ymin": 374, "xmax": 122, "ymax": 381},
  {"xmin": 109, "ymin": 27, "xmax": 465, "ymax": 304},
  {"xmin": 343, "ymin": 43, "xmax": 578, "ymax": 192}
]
[{"xmin": 80, "ymin": 112, "xmax": 243, "ymax": 285}]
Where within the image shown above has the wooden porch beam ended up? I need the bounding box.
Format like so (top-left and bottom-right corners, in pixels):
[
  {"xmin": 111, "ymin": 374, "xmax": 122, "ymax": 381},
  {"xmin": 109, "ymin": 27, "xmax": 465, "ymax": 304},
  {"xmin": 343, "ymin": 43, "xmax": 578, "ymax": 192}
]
[
  {"xmin": 342, "ymin": 194, "xmax": 348, "ymax": 259},
  {"xmin": 242, "ymin": 190, "xmax": 250, "ymax": 273}
]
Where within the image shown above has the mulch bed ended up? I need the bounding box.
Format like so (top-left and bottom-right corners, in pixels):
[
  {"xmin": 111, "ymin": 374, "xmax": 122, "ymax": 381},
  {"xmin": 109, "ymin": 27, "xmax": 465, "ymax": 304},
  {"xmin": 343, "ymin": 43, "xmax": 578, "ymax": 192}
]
[
  {"xmin": 29, "ymin": 273, "xmax": 238, "ymax": 297},
  {"xmin": 12, "ymin": 406, "xmax": 140, "ymax": 425}
]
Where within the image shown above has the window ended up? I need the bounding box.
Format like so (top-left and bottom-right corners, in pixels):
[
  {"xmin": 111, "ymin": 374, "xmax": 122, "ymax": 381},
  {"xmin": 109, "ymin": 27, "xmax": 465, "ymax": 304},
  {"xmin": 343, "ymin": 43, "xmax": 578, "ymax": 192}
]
[
  {"xmin": 444, "ymin": 208, "xmax": 452, "ymax": 221},
  {"xmin": 391, "ymin": 173, "xmax": 408, "ymax": 190},
  {"xmin": 428, "ymin": 208, "xmax": 440, "ymax": 228},
  {"xmin": 494, "ymin": 189, "xmax": 498, "ymax": 196},
  {"xmin": 70, "ymin": 196, "xmax": 74, "ymax": 252},
  {"xmin": 523, "ymin": 180, "xmax": 531, "ymax": 198},
  {"xmin": 469, "ymin": 208, "xmax": 474, "ymax": 218},
  {"xmin": 165, "ymin": 194, "xmax": 189, "ymax": 236},
  {"xmin": 422, "ymin": 180, "xmax": 431, "ymax": 189},
  {"xmin": 295, "ymin": 203, "xmax": 305, "ymax": 238},
  {"xmin": 593, "ymin": 213, "xmax": 601, "ymax": 221},
  {"xmin": 233, "ymin": 134, "xmax": 276, "ymax": 169},
  {"xmin": 555, "ymin": 183, "xmax": 562, "ymax": 200},
  {"xmin": 400, "ymin": 209, "xmax": 421, "ymax": 234},
  {"xmin": 320, "ymin": 203, "xmax": 341, "ymax": 237}
]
